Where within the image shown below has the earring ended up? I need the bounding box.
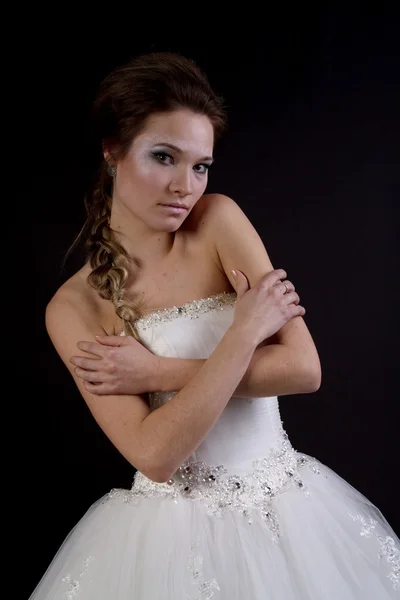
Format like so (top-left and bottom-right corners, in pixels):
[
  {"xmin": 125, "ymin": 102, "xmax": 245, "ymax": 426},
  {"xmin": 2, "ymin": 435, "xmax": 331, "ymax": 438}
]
[{"xmin": 107, "ymin": 163, "xmax": 117, "ymax": 177}]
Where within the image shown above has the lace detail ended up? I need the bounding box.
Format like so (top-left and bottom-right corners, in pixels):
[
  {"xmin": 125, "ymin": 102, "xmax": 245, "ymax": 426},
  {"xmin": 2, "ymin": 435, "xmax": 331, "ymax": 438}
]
[
  {"xmin": 61, "ymin": 556, "xmax": 93, "ymax": 598},
  {"xmin": 349, "ymin": 514, "xmax": 400, "ymax": 590},
  {"xmin": 134, "ymin": 292, "xmax": 236, "ymax": 331},
  {"xmin": 103, "ymin": 432, "xmax": 320, "ymax": 543},
  {"xmin": 188, "ymin": 538, "xmax": 220, "ymax": 599}
]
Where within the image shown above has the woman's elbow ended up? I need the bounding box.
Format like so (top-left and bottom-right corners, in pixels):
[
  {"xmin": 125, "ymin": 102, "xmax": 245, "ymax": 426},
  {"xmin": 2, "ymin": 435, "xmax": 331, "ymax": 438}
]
[
  {"xmin": 302, "ymin": 360, "xmax": 322, "ymax": 393},
  {"xmin": 140, "ymin": 452, "xmax": 177, "ymax": 483}
]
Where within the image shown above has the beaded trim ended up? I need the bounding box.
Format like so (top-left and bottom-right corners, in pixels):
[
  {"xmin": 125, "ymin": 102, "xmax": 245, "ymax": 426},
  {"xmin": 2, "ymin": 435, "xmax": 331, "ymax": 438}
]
[
  {"xmin": 134, "ymin": 292, "xmax": 237, "ymax": 331},
  {"xmin": 103, "ymin": 433, "xmax": 320, "ymax": 543}
]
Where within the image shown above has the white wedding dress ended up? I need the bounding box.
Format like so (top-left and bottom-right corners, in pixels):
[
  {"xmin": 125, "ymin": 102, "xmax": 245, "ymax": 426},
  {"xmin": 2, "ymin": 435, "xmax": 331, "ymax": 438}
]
[{"xmin": 30, "ymin": 292, "xmax": 399, "ymax": 599}]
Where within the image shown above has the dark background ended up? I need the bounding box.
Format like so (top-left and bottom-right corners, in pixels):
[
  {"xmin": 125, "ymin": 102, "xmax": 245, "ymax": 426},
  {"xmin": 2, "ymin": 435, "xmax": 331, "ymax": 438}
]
[{"xmin": 25, "ymin": 5, "xmax": 398, "ymax": 596}]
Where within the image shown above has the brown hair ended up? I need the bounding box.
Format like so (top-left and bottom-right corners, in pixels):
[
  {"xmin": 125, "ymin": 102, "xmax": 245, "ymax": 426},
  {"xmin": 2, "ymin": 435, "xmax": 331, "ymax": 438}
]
[{"xmin": 71, "ymin": 52, "xmax": 227, "ymax": 339}]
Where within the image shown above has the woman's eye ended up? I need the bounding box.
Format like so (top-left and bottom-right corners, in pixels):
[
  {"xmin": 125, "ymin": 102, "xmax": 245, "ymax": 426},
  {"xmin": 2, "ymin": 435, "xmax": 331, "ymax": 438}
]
[
  {"xmin": 152, "ymin": 152, "xmax": 210, "ymax": 174},
  {"xmin": 193, "ymin": 163, "xmax": 210, "ymax": 174},
  {"xmin": 153, "ymin": 152, "xmax": 173, "ymax": 164}
]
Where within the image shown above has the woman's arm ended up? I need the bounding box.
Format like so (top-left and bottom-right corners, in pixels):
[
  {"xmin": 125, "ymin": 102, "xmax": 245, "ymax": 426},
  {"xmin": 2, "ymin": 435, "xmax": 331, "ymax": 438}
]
[
  {"xmin": 71, "ymin": 332, "xmax": 318, "ymax": 398},
  {"xmin": 202, "ymin": 193, "xmax": 322, "ymax": 393},
  {"xmin": 153, "ymin": 338, "xmax": 320, "ymax": 397},
  {"xmin": 72, "ymin": 330, "xmax": 318, "ymax": 398},
  {"xmin": 46, "ymin": 285, "xmax": 259, "ymax": 483}
]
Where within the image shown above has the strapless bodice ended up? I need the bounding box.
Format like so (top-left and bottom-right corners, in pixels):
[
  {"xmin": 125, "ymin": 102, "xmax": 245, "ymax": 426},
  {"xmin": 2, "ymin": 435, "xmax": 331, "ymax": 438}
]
[{"xmin": 134, "ymin": 292, "xmax": 289, "ymax": 472}]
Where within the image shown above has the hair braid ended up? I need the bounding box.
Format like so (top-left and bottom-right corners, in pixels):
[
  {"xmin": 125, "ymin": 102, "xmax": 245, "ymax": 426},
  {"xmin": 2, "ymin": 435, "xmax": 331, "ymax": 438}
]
[{"xmin": 84, "ymin": 165, "xmax": 144, "ymax": 340}]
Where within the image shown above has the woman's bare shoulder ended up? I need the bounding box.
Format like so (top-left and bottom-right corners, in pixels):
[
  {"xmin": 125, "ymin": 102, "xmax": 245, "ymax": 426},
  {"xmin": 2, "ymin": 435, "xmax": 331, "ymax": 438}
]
[
  {"xmin": 185, "ymin": 193, "xmax": 237, "ymax": 257},
  {"xmin": 45, "ymin": 264, "xmax": 116, "ymax": 340},
  {"xmin": 181, "ymin": 193, "xmax": 223, "ymax": 246},
  {"xmin": 188, "ymin": 192, "xmax": 226, "ymax": 222},
  {"xmin": 188, "ymin": 193, "xmax": 235, "ymax": 233}
]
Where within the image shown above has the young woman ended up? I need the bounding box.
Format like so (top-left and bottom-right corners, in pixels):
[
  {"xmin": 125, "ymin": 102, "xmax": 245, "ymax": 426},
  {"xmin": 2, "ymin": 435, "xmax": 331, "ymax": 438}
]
[{"xmin": 30, "ymin": 52, "xmax": 399, "ymax": 599}]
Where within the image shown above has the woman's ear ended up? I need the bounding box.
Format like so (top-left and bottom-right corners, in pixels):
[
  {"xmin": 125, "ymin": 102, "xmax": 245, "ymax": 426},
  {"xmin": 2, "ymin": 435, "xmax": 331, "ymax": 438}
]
[{"xmin": 102, "ymin": 142, "xmax": 111, "ymax": 162}]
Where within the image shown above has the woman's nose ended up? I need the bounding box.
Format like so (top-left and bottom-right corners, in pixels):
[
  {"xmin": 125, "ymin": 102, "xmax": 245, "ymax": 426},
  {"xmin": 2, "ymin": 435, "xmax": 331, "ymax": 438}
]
[{"xmin": 169, "ymin": 168, "xmax": 192, "ymax": 196}]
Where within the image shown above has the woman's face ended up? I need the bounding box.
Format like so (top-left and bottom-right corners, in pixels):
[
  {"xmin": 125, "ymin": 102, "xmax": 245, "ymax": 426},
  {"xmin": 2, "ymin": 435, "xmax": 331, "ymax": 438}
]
[{"xmin": 110, "ymin": 108, "xmax": 215, "ymax": 232}]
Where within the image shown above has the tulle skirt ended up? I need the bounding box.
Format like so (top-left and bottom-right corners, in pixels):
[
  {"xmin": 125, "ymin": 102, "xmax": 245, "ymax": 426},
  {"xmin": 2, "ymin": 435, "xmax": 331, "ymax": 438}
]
[{"xmin": 29, "ymin": 452, "xmax": 399, "ymax": 599}]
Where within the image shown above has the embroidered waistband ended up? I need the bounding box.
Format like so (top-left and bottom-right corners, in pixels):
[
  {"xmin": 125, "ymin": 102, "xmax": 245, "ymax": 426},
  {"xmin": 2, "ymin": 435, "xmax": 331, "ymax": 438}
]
[{"xmin": 105, "ymin": 434, "xmax": 320, "ymax": 541}]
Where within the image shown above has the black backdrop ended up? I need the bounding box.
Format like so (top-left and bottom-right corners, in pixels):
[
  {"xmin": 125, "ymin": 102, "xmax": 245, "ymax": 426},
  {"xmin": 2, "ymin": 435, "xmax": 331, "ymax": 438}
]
[{"xmin": 25, "ymin": 6, "xmax": 398, "ymax": 596}]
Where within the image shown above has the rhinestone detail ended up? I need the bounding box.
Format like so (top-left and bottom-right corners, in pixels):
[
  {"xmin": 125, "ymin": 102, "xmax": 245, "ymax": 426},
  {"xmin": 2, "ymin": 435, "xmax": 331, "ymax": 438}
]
[
  {"xmin": 134, "ymin": 292, "xmax": 236, "ymax": 331},
  {"xmin": 104, "ymin": 432, "xmax": 320, "ymax": 543}
]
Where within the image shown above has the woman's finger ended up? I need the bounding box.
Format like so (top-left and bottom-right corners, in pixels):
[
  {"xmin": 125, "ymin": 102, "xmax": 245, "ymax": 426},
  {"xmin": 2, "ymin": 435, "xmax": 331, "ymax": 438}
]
[
  {"xmin": 70, "ymin": 356, "xmax": 101, "ymax": 370},
  {"xmin": 74, "ymin": 367, "xmax": 106, "ymax": 382},
  {"xmin": 283, "ymin": 291, "xmax": 300, "ymax": 306},
  {"xmin": 83, "ymin": 381, "xmax": 111, "ymax": 394},
  {"xmin": 76, "ymin": 341, "xmax": 106, "ymax": 357}
]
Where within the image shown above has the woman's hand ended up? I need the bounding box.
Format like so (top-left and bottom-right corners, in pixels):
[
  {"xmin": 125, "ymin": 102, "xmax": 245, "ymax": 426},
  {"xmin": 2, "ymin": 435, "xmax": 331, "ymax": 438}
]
[
  {"xmin": 69, "ymin": 335, "xmax": 160, "ymax": 395},
  {"xmin": 230, "ymin": 268, "xmax": 304, "ymax": 347}
]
